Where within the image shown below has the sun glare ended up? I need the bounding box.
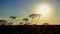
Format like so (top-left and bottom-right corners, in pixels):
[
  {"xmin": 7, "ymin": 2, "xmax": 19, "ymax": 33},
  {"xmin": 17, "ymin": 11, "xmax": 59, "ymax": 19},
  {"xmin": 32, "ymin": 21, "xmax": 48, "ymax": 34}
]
[{"xmin": 37, "ymin": 4, "xmax": 51, "ymax": 16}]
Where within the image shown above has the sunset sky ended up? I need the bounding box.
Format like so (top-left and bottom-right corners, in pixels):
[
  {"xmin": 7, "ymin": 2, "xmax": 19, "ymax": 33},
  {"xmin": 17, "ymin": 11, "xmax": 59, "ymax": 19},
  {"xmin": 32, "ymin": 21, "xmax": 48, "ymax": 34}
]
[{"xmin": 0, "ymin": 0, "xmax": 60, "ymax": 25}]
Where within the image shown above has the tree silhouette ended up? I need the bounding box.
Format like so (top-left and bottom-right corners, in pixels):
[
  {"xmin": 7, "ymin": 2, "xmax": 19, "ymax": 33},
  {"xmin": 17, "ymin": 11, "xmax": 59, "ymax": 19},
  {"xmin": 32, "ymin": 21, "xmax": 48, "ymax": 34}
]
[
  {"xmin": 19, "ymin": 22, "xmax": 23, "ymax": 25},
  {"xmin": 29, "ymin": 14, "xmax": 37, "ymax": 24},
  {"xmin": 43, "ymin": 23, "xmax": 50, "ymax": 25},
  {"xmin": 22, "ymin": 18, "xmax": 29, "ymax": 25},
  {"xmin": 36, "ymin": 14, "xmax": 41, "ymax": 24},
  {"xmin": 0, "ymin": 20, "xmax": 7, "ymax": 25},
  {"xmin": 7, "ymin": 22, "xmax": 13, "ymax": 25},
  {"xmin": 9, "ymin": 16, "xmax": 16, "ymax": 25}
]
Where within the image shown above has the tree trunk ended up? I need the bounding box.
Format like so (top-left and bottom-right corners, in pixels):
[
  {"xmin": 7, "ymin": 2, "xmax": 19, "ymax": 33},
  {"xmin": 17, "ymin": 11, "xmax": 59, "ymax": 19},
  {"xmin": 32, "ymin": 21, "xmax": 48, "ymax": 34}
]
[
  {"xmin": 36, "ymin": 16, "xmax": 40, "ymax": 25},
  {"xmin": 31, "ymin": 19, "xmax": 34, "ymax": 24}
]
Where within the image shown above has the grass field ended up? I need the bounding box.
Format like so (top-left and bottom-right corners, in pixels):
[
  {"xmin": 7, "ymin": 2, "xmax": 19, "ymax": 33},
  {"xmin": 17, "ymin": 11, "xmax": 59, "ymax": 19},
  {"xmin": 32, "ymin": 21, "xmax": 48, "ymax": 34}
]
[{"xmin": 0, "ymin": 25, "xmax": 60, "ymax": 34}]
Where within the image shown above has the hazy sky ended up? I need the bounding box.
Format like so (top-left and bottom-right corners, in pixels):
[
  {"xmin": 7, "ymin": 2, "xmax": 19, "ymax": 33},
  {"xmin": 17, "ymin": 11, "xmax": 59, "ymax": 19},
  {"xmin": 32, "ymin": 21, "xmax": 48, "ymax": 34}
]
[{"xmin": 0, "ymin": 0, "xmax": 60, "ymax": 25}]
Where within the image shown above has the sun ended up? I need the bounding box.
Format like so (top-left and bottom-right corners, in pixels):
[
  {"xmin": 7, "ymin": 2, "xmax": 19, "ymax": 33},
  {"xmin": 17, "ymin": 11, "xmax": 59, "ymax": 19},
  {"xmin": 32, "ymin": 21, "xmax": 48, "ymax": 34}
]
[
  {"xmin": 39, "ymin": 5, "xmax": 48, "ymax": 15},
  {"xmin": 37, "ymin": 4, "xmax": 50, "ymax": 16}
]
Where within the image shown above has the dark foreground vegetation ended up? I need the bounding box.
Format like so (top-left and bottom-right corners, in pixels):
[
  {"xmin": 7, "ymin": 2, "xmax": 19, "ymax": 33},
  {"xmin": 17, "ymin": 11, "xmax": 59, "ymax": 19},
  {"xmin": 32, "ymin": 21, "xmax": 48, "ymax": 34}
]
[{"xmin": 0, "ymin": 25, "xmax": 60, "ymax": 34}]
